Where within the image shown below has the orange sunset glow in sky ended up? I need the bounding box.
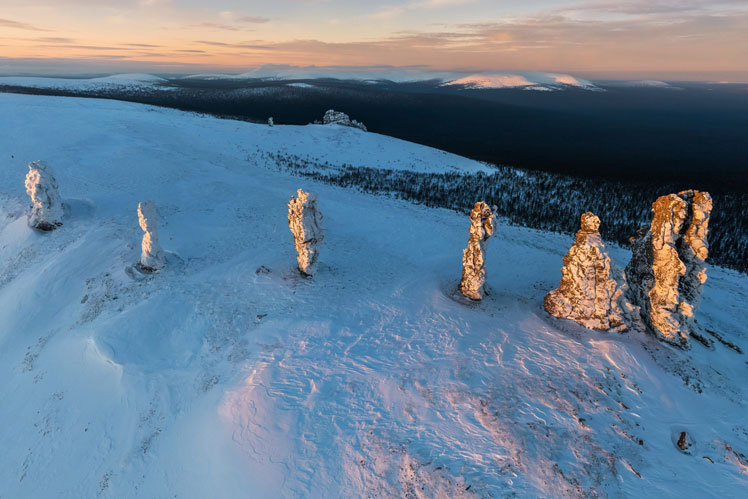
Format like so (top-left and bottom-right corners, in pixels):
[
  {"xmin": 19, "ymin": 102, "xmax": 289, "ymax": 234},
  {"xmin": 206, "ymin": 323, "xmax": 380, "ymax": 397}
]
[{"xmin": 1, "ymin": 0, "xmax": 747, "ymax": 80}]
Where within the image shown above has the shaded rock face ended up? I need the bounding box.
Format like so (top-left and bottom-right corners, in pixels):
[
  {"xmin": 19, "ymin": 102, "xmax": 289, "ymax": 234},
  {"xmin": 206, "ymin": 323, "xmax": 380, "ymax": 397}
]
[
  {"xmin": 288, "ymin": 189, "xmax": 324, "ymax": 277},
  {"xmin": 459, "ymin": 202, "xmax": 495, "ymax": 301},
  {"xmin": 322, "ymin": 110, "xmax": 367, "ymax": 132},
  {"xmin": 625, "ymin": 190, "xmax": 712, "ymax": 347},
  {"xmin": 138, "ymin": 201, "xmax": 165, "ymax": 272},
  {"xmin": 544, "ymin": 213, "xmax": 630, "ymax": 332},
  {"xmin": 25, "ymin": 160, "xmax": 63, "ymax": 230}
]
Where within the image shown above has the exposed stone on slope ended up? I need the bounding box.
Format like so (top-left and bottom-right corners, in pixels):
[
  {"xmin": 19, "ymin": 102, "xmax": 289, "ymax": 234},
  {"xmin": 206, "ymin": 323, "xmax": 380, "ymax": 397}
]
[
  {"xmin": 544, "ymin": 212, "xmax": 631, "ymax": 331},
  {"xmin": 625, "ymin": 190, "xmax": 712, "ymax": 347},
  {"xmin": 459, "ymin": 201, "xmax": 495, "ymax": 301},
  {"xmin": 138, "ymin": 200, "xmax": 165, "ymax": 272},
  {"xmin": 25, "ymin": 160, "xmax": 63, "ymax": 230},
  {"xmin": 322, "ymin": 110, "xmax": 367, "ymax": 131},
  {"xmin": 288, "ymin": 189, "xmax": 324, "ymax": 276}
]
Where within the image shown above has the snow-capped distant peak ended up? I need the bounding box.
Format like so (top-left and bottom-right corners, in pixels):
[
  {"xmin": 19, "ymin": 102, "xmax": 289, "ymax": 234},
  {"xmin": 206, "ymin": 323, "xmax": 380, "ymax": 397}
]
[{"xmin": 443, "ymin": 71, "xmax": 601, "ymax": 91}]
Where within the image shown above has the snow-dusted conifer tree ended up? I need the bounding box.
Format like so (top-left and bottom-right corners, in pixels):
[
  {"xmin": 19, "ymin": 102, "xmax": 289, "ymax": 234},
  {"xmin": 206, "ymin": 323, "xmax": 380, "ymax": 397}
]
[
  {"xmin": 288, "ymin": 189, "xmax": 324, "ymax": 276},
  {"xmin": 626, "ymin": 190, "xmax": 712, "ymax": 347},
  {"xmin": 459, "ymin": 201, "xmax": 495, "ymax": 300},
  {"xmin": 138, "ymin": 201, "xmax": 165, "ymax": 272},
  {"xmin": 544, "ymin": 212, "xmax": 629, "ymax": 331},
  {"xmin": 25, "ymin": 160, "xmax": 63, "ymax": 230}
]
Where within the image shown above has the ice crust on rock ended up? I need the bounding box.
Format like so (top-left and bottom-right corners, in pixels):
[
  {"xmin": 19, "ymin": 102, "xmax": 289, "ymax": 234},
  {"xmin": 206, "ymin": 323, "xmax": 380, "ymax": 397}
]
[
  {"xmin": 288, "ymin": 189, "xmax": 324, "ymax": 276},
  {"xmin": 322, "ymin": 110, "xmax": 367, "ymax": 131},
  {"xmin": 25, "ymin": 160, "xmax": 64, "ymax": 230},
  {"xmin": 625, "ymin": 190, "xmax": 712, "ymax": 347},
  {"xmin": 544, "ymin": 212, "xmax": 630, "ymax": 331},
  {"xmin": 138, "ymin": 200, "xmax": 165, "ymax": 271},
  {"xmin": 459, "ymin": 201, "xmax": 495, "ymax": 300}
]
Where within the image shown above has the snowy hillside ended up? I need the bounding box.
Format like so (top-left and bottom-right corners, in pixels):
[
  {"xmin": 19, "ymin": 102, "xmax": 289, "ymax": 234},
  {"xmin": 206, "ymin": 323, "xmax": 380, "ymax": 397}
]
[
  {"xmin": 0, "ymin": 69, "xmax": 600, "ymax": 92},
  {"xmin": 0, "ymin": 73, "xmax": 169, "ymax": 92},
  {"xmin": 442, "ymin": 71, "xmax": 600, "ymax": 90},
  {"xmin": 0, "ymin": 93, "xmax": 746, "ymax": 498}
]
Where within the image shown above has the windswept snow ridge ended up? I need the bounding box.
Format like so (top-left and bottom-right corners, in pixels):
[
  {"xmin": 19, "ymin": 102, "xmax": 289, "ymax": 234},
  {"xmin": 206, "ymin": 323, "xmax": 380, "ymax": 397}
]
[
  {"xmin": 0, "ymin": 73, "xmax": 167, "ymax": 91},
  {"xmin": 0, "ymin": 93, "xmax": 746, "ymax": 498}
]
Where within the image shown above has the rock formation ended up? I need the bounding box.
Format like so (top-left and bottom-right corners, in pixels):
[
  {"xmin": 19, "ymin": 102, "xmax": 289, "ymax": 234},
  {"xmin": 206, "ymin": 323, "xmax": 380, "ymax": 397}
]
[
  {"xmin": 459, "ymin": 201, "xmax": 495, "ymax": 300},
  {"xmin": 322, "ymin": 110, "xmax": 367, "ymax": 132},
  {"xmin": 544, "ymin": 212, "xmax": 629, "ymax": 331},
  {"xmin": 25, "ymin": 160, "xmax": 64, "ymax": 230},
  {"xmin": 268, "ymin": 117, "xmax": 274, "ymax": 126},
  {"xmin": 625, "ymin": 190, "xmax": 712, "ymax": 347},
  {"xmin": 138, "ymin": 201, "xmax": 165, "ymax": 272},
  {"xmin": 288, "ymin": 189, "xmax": 324, "ymax": 276}
]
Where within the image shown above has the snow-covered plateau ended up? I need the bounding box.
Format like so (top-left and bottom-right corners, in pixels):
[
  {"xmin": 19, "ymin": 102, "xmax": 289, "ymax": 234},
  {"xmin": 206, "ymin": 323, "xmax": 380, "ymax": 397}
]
[
  {"xmin": 0, "ymin": 69, "xmax": 601, "ymax": 91},
  {"xmin": 0, "ymin": 93, "xmax": 746, "ymax": 498}
]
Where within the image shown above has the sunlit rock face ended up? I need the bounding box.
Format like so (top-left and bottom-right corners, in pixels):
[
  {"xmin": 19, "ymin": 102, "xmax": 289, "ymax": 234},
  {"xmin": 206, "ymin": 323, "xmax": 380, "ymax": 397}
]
[
  {"xmin": 626, "ymin": 190, "xmax": 712, "ymax": 347},
  {"xmin": 544, "ymin": 212, "xmax": 629, "ymax": 331},
  {"xmin": 288, "ymin": 189, "xmax": 324, "ymax": 277},
  {"xmin": 138, "ymin": 201, "xmax": 165, "ymax": 272},
  {"xmin": 322, "ymin": 110, "xmax": 367, "ymax": 132},
  {"xmin": 25, "ymin": 160, "xmax": 63, "ymax": 230},
  {"xmin": 459, "ymin": 201, "xmax": 495, "ymax": 301}
]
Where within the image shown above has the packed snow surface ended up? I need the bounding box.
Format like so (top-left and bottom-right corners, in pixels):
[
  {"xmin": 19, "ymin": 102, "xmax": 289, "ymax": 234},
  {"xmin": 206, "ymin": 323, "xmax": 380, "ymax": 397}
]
[{"xmin": 0, "ymin": 93, "xmax": 747, "ymax": 498}]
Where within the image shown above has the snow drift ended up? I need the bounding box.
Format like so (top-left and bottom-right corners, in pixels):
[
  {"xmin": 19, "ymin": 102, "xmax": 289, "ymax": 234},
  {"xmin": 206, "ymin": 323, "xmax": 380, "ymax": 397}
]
[{"xmin": 0, "ymin": 93, "xmax": 746, "ymax": 498}]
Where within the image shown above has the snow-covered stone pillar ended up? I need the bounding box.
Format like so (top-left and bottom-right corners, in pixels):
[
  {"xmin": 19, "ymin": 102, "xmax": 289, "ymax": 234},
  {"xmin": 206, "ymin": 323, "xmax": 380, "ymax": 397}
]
[
  {"xmin": 544, "ymin": 212, "xmax": 628, "ymax": 331},
  {"xmin": 459, "ymin": 201, "xmax": 495, "ymax": 300},
  {"xmin": 25, "ymin": 160, "xmax": 63, "ymax": 230},
  {"xmin": 625, "ymin": 190, "xmax": 712, "ymax": 347},
  {"xmin": 288, "ymin": 189, "xmax": 324, "ymax": 277},
  {"xmin": 138, "ymin": 201, "xmax": 165, "ymax": 272}
]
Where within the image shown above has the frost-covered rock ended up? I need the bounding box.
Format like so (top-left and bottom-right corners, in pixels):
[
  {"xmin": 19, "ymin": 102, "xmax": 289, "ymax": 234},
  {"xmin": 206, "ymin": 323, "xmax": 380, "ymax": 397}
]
[
  {"xmin": 625, "ymin": 190, "xmax": 712, "ymax": 347},
  {"xmin": 322, "ymin": 110, "xmax": 367, "ymax": 131},
  {"xmin": 138, "ymin": 200, "xmax": 165, "ymax": 272},
  {"xmin": 288, "ymin": 189, "xmax": 324, "ymax": 276},
  {"xmin": 459, "ymin": 201, "xmax": 495, "ymax": 300},
  {"xmin": 25, "ymin": 160, "xmax": 63, "ymax": 230},
  {"xmin": 544, "ymin": 212, "xmax": 630, "ymax": 331},
  {"xmin": 268, "ymin": 117, "xmax": 274, "ymax": 126}
]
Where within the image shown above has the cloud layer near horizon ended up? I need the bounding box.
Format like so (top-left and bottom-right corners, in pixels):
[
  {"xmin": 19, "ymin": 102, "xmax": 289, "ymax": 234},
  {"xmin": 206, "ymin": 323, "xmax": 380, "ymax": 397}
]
[{"xmin": 0, "ymin": 0, "xmax": 746, "ymax": 80}]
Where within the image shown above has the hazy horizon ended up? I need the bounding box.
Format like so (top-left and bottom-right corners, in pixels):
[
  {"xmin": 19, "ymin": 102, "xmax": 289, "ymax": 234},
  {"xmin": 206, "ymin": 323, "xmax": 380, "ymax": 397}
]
[{"xmin": 1, "ymin": 0, "xmax": 747, "ymax": 82}]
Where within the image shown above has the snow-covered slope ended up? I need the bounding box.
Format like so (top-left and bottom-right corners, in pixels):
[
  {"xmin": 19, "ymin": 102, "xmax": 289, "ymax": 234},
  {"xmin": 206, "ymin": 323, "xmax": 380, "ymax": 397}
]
[
  {"xmin": 443, "ymin": 71, "xmax": 600, "ymax": 91},
  {"xmin": 0, "ymin": 93, "xmax": 746, "ymax": 498},
  {"xmin": 179, "ymin": 66, "xmax": 601, "ymax": 90},
  {"xmin": 0, "ymin": 73, "xmax": 168, "ymax": 91}
]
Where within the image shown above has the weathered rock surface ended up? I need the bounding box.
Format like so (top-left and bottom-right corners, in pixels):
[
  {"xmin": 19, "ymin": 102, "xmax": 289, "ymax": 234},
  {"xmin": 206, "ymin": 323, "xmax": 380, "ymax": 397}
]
[
  {"xmin": 25, "ymin": 160, "xmax": 63, "ymax": 230},
  {"xmin": 138, "ymin": 200, "xmax": 165, "ymax": 272},
  {"xmin": 459, "ymin": 201, "xmax": 495, "ymax": 300},
  {"xmin": 322, "ymin": 110, "xmax": 367, "ymax": 131},
  {"xmin": 625, "ymin": 190, "xmax": 712, "ymax": 347},
  {"xmin": 288, "ymin": 189, "xmax": 324, "ymax": 276},
  {"xmin": 544, "ymin": 212, "xmax": 630, "ymax": 331}
]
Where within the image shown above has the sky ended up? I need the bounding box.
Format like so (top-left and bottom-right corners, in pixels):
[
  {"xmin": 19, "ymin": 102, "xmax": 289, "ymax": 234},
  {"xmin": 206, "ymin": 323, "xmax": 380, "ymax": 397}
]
[{"xmin": 1, "ymin": 0, "xmax": 747, "ymax": 81}]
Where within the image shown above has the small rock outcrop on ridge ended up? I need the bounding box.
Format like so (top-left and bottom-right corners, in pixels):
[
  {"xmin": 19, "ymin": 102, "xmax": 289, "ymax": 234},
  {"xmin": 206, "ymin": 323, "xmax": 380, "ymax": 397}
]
[
  {"xmin": 459, "ymin": 201, "xmax": 495, "ymax": 301},
  {"xmin": 268, "ymin": 117, "xmax": 274, "ymax": 126},
  {"xmin": 25, "ymin": 160, "xmax": 64, "ymax": 230},
  {"xmin": 544, "ymin": 212, "xmax": 629, "ymax": 331},
  {"xmin": 288, "ymin": 189, "xmax": 324, "ymax": 277},
  {"xmin": 138, "ymin": 200, "xmax": 165, "ymax": 272},
  {"xmin": 322, "ymin": 110, "xmax": 367, "ymax": 132},
  {"xmin": 625, "ymin": 190, "xmax": 712, "ymax": 347}
]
